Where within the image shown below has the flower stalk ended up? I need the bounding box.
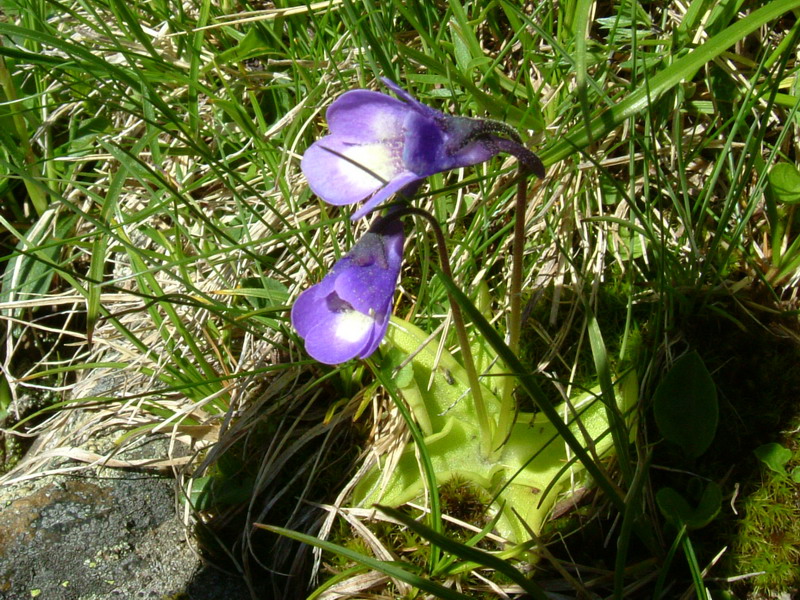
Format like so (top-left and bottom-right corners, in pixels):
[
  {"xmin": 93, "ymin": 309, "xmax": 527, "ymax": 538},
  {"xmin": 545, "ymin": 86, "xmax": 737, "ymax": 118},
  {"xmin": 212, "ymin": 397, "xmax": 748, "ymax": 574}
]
[
  {"xmin": 493, "ymin": 172, "xmax": 532, "ymax": 450},
  {"xmin": 383, "ymin": 206, "xmax": 494, "ymax": 457}
]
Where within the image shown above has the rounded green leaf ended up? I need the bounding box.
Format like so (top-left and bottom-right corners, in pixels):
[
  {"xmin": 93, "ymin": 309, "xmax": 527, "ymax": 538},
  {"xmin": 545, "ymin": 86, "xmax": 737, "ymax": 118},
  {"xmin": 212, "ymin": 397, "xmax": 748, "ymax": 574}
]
[
  {"xmin": 656, "ymin": 482, "xmax": 722, "ymax": 530},
  {"xmin": 791, "ymin": 466, "xmax": 800, "ymax": 484},
  {"xmin": 768, "ymin": 162, "xmax": 800, "ymax": 204},
  {"xmin": 653, "ymin": 351, "xmax": 718, "ymax": 457},
  {"xmin": 754, "ymin": 442, "xmax": 792, "ymax": 474}
]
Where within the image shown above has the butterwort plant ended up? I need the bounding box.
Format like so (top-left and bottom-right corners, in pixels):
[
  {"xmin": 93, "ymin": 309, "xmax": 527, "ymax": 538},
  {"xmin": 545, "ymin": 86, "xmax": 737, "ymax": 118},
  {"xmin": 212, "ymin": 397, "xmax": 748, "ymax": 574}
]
[
  {"xmin": 301, "ymin": 78, "xmax": 544, "ymax": 220},
  {"xmin": 291, "ymin": 217, "xmax": 404, "ymax": 365}
]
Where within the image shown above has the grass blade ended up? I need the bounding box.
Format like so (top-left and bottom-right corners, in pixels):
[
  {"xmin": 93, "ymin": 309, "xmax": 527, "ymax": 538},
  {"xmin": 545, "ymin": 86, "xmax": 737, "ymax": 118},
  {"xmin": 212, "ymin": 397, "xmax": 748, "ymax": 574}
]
[
  {"xmin": 540, "ymin": 0, "xmax": 800, "ymax": 166},
  {"xmin": 257, "ymin": 524, "xmax": 474, "ymax": 600},
  {"xmin": 377, "ymin": 504, "xmax": 550, "ymax": 600}
]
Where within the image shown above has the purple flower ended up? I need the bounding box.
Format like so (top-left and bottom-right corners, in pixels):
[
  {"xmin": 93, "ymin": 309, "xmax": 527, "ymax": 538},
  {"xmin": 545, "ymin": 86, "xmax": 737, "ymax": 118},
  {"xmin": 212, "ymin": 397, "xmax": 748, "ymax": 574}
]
[
  {"xmin": 291, "ymin": 218, "xmax": 404, "ymax": 365},
  {"xmin": 301, "ymin": 79, "xmax": 544, "ymax": 220}
]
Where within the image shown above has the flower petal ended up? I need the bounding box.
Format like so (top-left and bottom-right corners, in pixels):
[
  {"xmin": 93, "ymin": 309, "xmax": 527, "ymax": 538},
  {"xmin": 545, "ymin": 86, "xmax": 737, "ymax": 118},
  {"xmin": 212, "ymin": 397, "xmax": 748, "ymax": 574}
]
[
  {"xmin": 303, "ymin": 308, "xmax": 377, "ymax": 364},
  {"xmin": 333, "ymin": 264, "xmax": 396, "ymax": 318},
  {"xmin": 301, "ymin": 136, "xmax": 404, "ymax": 206},
  {"xmin": 377, "ymin": 218, "xmax": 405, "ymax": 266},
  {"xmin": 290, "ymin": 276, "xmax": 336, "ymax": 338},
  {"xmin": 402, "ymin": 110, "xmax": 446, "ymax": 175},
  {"xmin": 381, "ymin": 78, "xmax": 441, "ymax": 120},
  {"xmin": 358, "ymin": 309, "xmax": 391, "ymax": 358},
  {"xmin": 327, "ymin": 90, "xmax": 409, "ymax": 142},
  {"xmin": 444, "ymin": 139, "xmax": 500, "ymax": 170},
  {"xmin": 350, "ymin": 170, "xmax": 422, "ymax": 220}
]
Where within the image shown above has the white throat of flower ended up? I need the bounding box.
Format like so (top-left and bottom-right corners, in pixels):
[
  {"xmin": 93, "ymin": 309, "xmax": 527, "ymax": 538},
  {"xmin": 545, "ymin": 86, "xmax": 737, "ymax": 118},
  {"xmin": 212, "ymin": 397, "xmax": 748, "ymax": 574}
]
[{"xmin": 334, "ymin": 310, "xmax": 375, "ymax": 344}]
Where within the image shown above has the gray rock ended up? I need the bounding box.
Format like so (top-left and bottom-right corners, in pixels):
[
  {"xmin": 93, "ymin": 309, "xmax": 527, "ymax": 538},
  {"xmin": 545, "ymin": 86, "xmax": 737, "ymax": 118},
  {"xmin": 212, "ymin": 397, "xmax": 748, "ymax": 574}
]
[{"xmin": 0, "ymin": 436, "xmax": 252, "ymax": 600}]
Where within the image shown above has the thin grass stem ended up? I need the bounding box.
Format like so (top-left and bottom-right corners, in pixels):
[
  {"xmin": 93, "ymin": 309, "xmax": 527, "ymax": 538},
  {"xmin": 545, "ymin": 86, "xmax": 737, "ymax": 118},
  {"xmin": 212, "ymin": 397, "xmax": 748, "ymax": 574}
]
[{"xmin": 0, "ymin": 48, "xmax": 48, "ymax": 216}]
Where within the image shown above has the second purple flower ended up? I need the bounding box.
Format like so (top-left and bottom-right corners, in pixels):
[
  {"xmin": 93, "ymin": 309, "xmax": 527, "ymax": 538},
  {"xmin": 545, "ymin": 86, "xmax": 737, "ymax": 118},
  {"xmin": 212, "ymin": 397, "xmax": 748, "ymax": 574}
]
[{"xmin": 291, "ymin": 218, "xmax": 404, "ymax": 365}]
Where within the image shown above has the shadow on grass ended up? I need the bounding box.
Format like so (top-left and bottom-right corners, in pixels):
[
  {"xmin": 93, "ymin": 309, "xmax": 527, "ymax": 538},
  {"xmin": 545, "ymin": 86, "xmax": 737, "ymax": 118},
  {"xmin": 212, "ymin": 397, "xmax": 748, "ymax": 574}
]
[
  {"xmin": 185, "ymin": 385, "xmax": 368, "ymax": 600},
  {"xmin": 677, "ymin": 307, "xmax": 800, "ymax": 598},
  {"xmin": 545, "ymin": 299, "xmax": 800, "ymax": 599}
]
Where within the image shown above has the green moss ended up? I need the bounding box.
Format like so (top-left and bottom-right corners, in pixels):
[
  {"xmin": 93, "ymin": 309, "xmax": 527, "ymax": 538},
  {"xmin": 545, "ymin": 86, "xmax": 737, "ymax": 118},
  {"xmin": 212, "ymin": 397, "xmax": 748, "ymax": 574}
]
[
  {"xmin": 439, "ymin": 477, "xmax": 491, "ymax": 531},
  {"xmin": 729, "ymin": 441, "xmax": 800, "ymax": 596},
  {"xmin": 1, "ymin": 434, "xmax": 23, "ymax": 474}
]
